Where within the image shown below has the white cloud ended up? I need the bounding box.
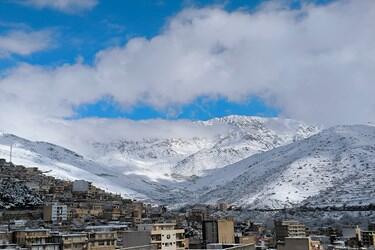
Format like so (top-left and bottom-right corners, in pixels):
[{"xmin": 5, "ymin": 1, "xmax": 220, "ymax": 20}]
[
  {"xmin": 21, "ymin": 0, "xmax": 98, "ymax": 13},
  {"xmin": 0, "ymin": 0, "xmax": 375, "ymax": 146},
  {"xmin": 0, "ymin": 30, "xmax": 54, "ymax": 57}
]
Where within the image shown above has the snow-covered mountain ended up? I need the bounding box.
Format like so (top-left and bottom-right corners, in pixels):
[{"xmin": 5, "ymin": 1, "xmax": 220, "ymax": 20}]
[
  {"xmin": 0, "ymin": 115, "xmax": 327, "ymax": 207},
  {"xmin": 85, "ymin": 115, "xmax": 319, "ymax": 179},
  {"xmin": 172, "ymin": 116, "xmax": 318, "ymax": 176},
  {"xmin": 2, "ymin": 117, "xmax": 375, "ymax": 209},
  {"xmin": 194, "ymin": 125, "xmax": 375, "ymax": 209}
]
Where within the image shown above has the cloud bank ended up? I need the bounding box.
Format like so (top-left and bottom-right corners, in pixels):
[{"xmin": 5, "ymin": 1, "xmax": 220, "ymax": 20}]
[{"xmin": 0, "ymin": 0, "xmax": 374, "ymax": 146}]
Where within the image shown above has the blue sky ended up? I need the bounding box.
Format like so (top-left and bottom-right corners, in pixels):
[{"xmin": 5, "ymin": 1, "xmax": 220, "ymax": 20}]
[
  {"xmin": 0, "ymin": 0, "xmax": 289, "ymax": 120},
  {"xmin": 0, "ymin": 0, "xmax": 372, "ymax": 145},
  {"xmin": 0, "ymin": 0, "xmax": 354, "ymax": 125},
  {"xmin": 1, "ymin": 1, "xmax": 270, "ymax": 67}
]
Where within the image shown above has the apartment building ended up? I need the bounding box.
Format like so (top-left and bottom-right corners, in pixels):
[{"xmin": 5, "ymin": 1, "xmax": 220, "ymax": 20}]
[
  {"xmin": 43, "ymin": 202, "xmax": 68, "ymax": 223},
  {"xmin": 275, "ymin": 220, "xmax": 306, "ymax": 242},
  {"xmin": 60, "ymin": 233, "xmax": 88, "ymax": 250},
  {"xmin": 203, "ymin": 219, "xmax": 235, "ymax": 246},
  {"xmin": 360, "ymin": 230, "xmax": 375, "ymax": 247},
  {"xmin": 277, "ymin": 237, "xmax": 322, "ymax": 250},
  {"xmin": 87, "ymin": 231, "xmax": 117, "ymax": 250},
  {"xmin": 137, "ymin": 223, "xmax": 185, "ymax": 250},
  {"xmin": 13, "ymin": 229, "xmax": 60, "ymax": 249}
]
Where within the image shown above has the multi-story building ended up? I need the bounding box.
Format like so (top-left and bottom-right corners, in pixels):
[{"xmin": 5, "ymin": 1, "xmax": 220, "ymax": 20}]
[
  {"xmin": 203, "ymin": 219, "xmax": 235, "ymax": 247},
  {"xmin": 131, "ymin": 202, "xmax": 145, "ymax": 224},
  {"xmin": 13, "ymin": 229, "xmax": 60, "ymax": 249},
  {"xmin": 43, "ymin": 202, "xmax": 68, "ymax": 223},
  {"xmin": 275, "ymin": 220, "xmax": 306, "ymax": 242},
  {"xmin": 188, "ymin": 206, "xmax": 208, "ymax": 224},
  {"xmin": 87, "ymin": 231, "xmax": 117, "ymax": 250},
  {"xmin": 138, "ymin": 223, "xmax": 185, "ymax": 250},
  {"xmin": 103, "ymin": 202, "xmax": 121, "ymax": 221},
  {"xmin": 277, "ymin": 237, "xmax": 322, "ymax": 250},
  {"xmin": 360, "ymin": 230, "xmax": 375, "ymax": 247},
  {"xmin": 60, "ymin": 233, "xmax": 88, "ymax": 250}
]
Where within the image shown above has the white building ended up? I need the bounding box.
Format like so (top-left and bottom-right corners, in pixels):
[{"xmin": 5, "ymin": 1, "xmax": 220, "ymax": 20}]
[{"xmin": 43, "ymin": 203, "xmax": 68, "ymax": 223}]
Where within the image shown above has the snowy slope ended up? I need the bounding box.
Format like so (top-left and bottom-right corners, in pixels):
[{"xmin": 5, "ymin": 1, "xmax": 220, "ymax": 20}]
[
  {"xmin": 1, "ymin": 120, "xmax": 374, "ymax": 209},
  {"xmin": 195, "ymin": 125, "xmax": 375, "ymax": 209},
  {"xmin": 0, "ymin": 115, "xmax": 320, "ymax": 204},
  {"xmin": 0, "ymin": 133, "xmax": 172, "ymax": 201},
  {"xmin": 89, "ymin": 137, "xmax": 212, "ymax": 180},
  {"xmin": 85, "ymin": 115, "xmax": 318, "ymax": 179},
  {"xmin": 172, "ymin": 116, "xmax": 318, "ymax": 176}
]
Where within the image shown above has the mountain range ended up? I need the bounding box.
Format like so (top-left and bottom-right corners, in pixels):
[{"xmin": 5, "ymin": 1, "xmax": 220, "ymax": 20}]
[{"xmin": 1, "ymin": 115, "xmax": 374, "ymax": 209}]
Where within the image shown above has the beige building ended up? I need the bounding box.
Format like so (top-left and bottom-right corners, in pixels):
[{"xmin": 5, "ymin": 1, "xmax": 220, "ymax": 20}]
[
  {"xmin": 235, "ymin": 234, "xmax": 257, "ymax": 245},
  {"xmin": 277, "ymin": 237, "xmax": 322, "ymax": 250},
  {"xmin": 275, "ymin": 220, "xmax": 306, "ymax": 242},
  {"xmin": 131, "ymin": 202, "xmax": 144, "ymax": 224},
  {"xmin": 203, "ymin": 219, "xmax": 235, "ymax": 246},
  {"xmin": 14, "ymin": 229, "xmax": 60, "ymax": 249},
  {"xmin": 71, "ymin": 205, "xmax": 104, "ymax": 220},
  {"xmin": 61, "ymin": 233, "xmax": 88, "ymax": 250},
  {"xmin": 14, "ymin": 229, "xmax": 50, "ymax": 246},
  {"xmin": 87, "ymin": 231, "xmax": 117, "ymax": 250},
  {"xmin": 137, "ymin": 223, "xmax": 185, "ymax": 250}
]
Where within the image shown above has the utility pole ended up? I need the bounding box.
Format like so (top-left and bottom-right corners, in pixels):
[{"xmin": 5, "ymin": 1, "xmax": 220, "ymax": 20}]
[{"xmin": 9, "ymin": 144, "xmax": 13, "ymax": 163}]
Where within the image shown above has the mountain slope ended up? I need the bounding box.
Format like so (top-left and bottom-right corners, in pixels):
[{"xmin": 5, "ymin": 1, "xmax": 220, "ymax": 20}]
[
  {"xmin": 0, "ymin": 116, "xmax": 320, "ymax": 204},
  {"xmin": 195, "ymin": 125, "xmax": 375, "ymax": 209},
  {"xmin": 0, "ymin": 133, "xmax": 171, "ymax": 201},
  {"xmin": 1, "ymin": 121, "xmax": 374, "ymax": 209},
  {"xmin": 172, "ymin": 116, "xmax": 318, "ymax": 176},
  {"xmin": 85, "ymin": 116, "xmax": 319, "ymax": 179}
]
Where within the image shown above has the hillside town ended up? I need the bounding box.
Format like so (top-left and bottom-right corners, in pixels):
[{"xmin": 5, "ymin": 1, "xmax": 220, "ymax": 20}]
[{"xmin": 0, "ymin": 159, "xmax": 374, "ymax": 250}]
